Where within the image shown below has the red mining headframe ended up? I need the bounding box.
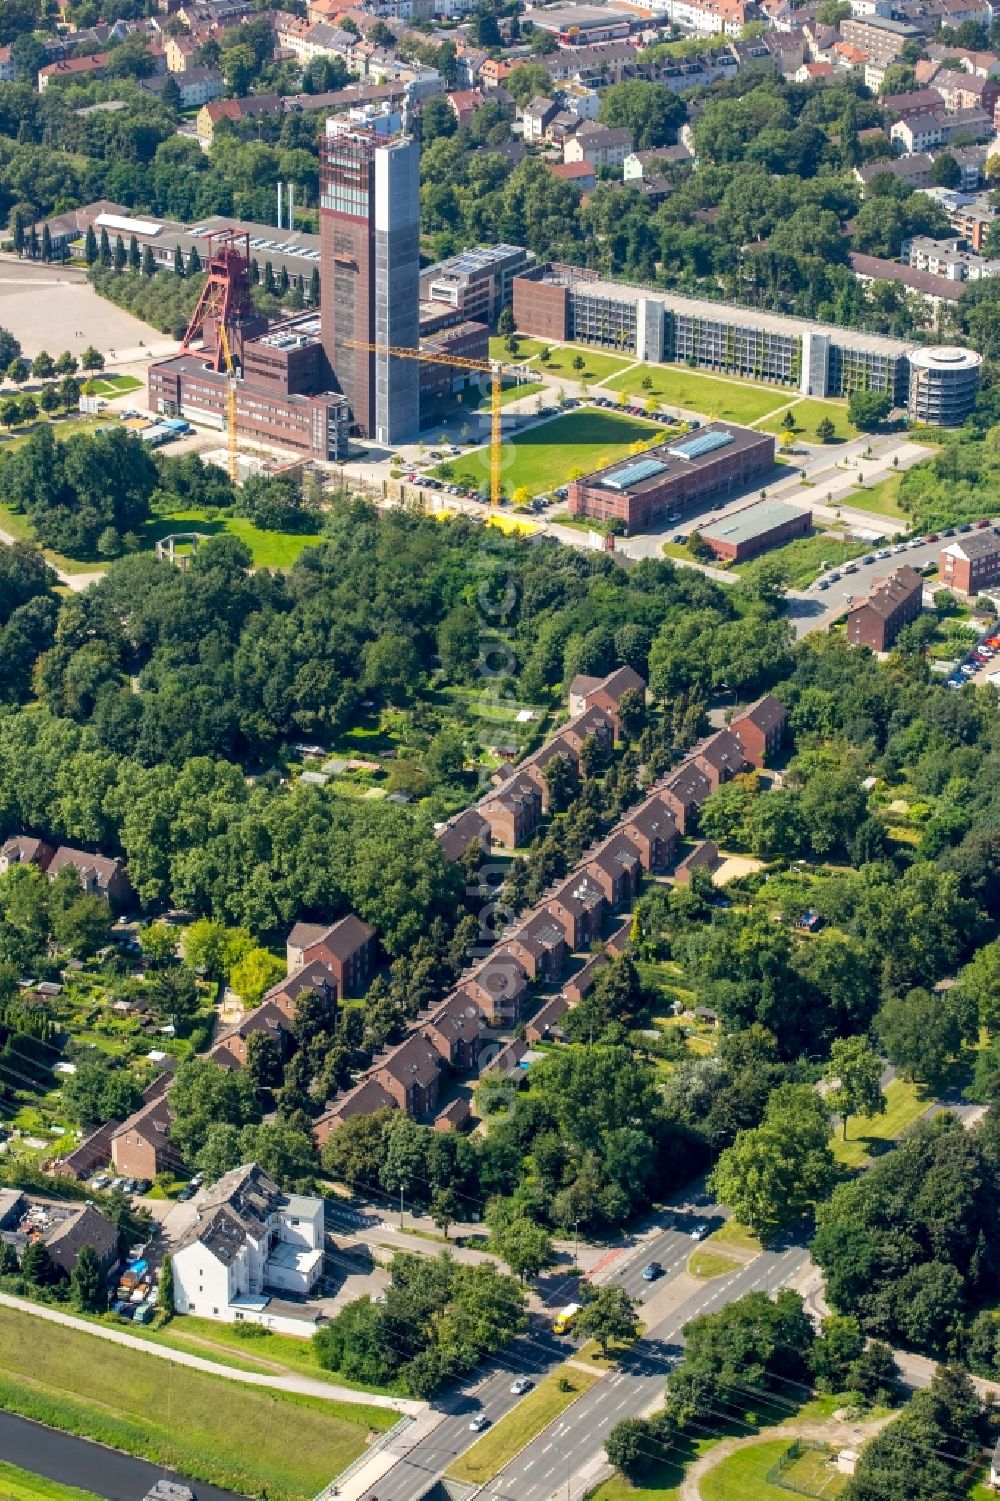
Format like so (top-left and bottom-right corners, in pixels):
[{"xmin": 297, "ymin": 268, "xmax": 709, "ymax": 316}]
[{"xmin": 180, "ymin": 229, "xmax": 255, "ymax": 372}]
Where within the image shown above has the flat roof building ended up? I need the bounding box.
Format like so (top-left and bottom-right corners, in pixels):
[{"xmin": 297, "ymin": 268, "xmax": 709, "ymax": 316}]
[
  {"xmin": 567, "ymin": 423, "xmax": 775, "ymax": 533},
  {"xmin": 511, "ymin": 263, "xmax": 977, "ymax": 424},
  {"xmin": 699, "ymin": 498, "xmax": 812, "ymax": 562},
  {"xmin": 513, "ymin": 263, "xmax": 915, "ymax": 408}
]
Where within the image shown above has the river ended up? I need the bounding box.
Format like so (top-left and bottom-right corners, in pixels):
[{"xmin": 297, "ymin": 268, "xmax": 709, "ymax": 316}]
[{"xmin": 0, "ymin": 1410, "xmax": 248, "ymax": 1501}]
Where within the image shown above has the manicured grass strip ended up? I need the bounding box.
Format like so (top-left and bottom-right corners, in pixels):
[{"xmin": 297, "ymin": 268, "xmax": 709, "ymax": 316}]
[
  {"xmin": 758, "ymin": 399, "xmax": 858, "ymax": 444},
  {"xmin": 603, "ymin": 365, "xmax": 790, "ymax": 424},
  {"xmin": 446, "ymin": 1364, "xmax": 600, "ymax": 1485},
  {"xmin": 529, "ymin": 346, "xmax": 632, "ymax": 384},
  {"xmin": 709, "ymin": 1221, "xmax": 761, "ymax": 1254},
  {"xmin": 846, "ymin": 472, "xmax": 908, "ymax": 521},
  {"xmin": 432, "ymin": 408, "xmax": 662, "ymax": 498},
  {"xmin": 700, "ymin": 1438, "xmax": 846, "ymax": 1501},
  {"xmin": 689, "ymin": 1248, "xmax": 742, "ymax": 1279},
  {"xmin": 0, "ymin": 1460, "xmax": 104, "ymax": 1501},
  {"xmin": 830, "ymin": 1078, "xmax": 931, "ymax": 1168},
  {"xmin": 0, "ymin": 1305, "xmax": 391, "ymax": 1501}
]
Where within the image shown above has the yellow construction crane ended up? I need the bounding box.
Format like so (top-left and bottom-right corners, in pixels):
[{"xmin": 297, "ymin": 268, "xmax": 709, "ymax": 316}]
[
  {"xmin": 344, "ymin": 339, "xmax": 521, "ymax": 507},
  {"xmin": 218, "ymin": 320, "xmax": 239, "ymax": 484}
]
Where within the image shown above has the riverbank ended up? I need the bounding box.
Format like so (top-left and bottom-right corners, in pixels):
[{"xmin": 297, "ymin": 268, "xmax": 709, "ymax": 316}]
[
  {"xmin": 0, "ymin": 1304, "xmax": 392, "ymax": 1501},
  {"xmin": 0, "ymin": 1412, "xmax": 244, "ymax": 1501}
]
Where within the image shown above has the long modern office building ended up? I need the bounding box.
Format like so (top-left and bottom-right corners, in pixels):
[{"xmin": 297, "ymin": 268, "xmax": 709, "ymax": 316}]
[
  {"xmin": 320, "ymin": 107, "xmax": 420, "ymax": 445},
  {"xmin": 512, "ymin": 264, "xmax": 980, "ymax": 422}
]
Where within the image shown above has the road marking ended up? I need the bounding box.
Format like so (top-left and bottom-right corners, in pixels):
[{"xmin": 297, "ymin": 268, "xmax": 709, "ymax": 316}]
[
  {"xmin": 524, "ymin": 1461, "xmax": 535, "ymax": 1471},
  {"xmin": 542, "ymin": 1443, "xmax": 553, "ymax": 1454}
]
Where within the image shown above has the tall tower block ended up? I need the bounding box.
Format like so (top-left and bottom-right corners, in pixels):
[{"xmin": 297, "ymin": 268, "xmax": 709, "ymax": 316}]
[{"xmin": 319, "ymin": 107, "xmax": 420, "ymax": 445}]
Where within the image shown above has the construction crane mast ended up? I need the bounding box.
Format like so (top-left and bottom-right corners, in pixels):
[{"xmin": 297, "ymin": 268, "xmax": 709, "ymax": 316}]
[
  {"xmin": 344, "ymin": 340, "xmax": 521, "ymax": 508},
  {"xmin": 217, "ymin": 320, "xmax": 239, "ymax": 484}
]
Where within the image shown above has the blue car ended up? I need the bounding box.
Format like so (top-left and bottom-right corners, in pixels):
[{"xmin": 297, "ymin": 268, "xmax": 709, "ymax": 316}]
[{"xmin": 642, "ymin": 1262, "xmax": 662, "ymax": 1281}]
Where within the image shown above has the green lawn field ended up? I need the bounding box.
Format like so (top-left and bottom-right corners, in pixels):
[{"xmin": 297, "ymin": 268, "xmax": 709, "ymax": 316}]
[
  {"xmin": 489, "ymin": 335, "xmax": 549, "ymax": 364},
  {"xmin": 604, "ymin": 366, "xmax": 791, "ymax": 424},
  {"xmin": 0, "ymin": 1462, "xmax": 104, "ymax": 1501},
  {"xmin": 846, "ymin": 472, "xmax": 908, "ymax": 521},
  {"xmin": 0, "ymin": 502, "xmax": 109, "ymax": 577},
  {"xmin": 115, "ymin": 1312, "xmax": 405, "ymax": 1395},
  {"xmin": 588, "ymin": 1438, "xmax": 718, "ymax": 1501},
  {"xmin": 0, "ymin": 1304, "xmax": 393, "ymax": 1501},
  {"xmin": 759, "ymin": 399, "xmax": 858, "ymax": 444},
  {"xmin": 432, "ymin": 408, "xmax": 661, "ymax": 497},
  {"xmin": 700, "ymin": 1439, "xmax": 845, "ymax": 1501},
  {"xmin": 142, "ymin": 508, "xmax": 324, "ymax": 568},
  {"xmin": 531, "ymin": 345, "xmax": 632, "ymax": 384},
  {"xmin": 830, "ymin": 1078, "xmax": 931, "ymax": 1168}
]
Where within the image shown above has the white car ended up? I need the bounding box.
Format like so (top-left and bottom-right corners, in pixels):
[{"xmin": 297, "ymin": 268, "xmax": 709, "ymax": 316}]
[
  {"xmin": 469, "ymin": 1413, "xmax": 490, "ymax": 1431},
  {"xmin": 510, "ymin": 1378, "xmax": 533, "ymax": 1395}
]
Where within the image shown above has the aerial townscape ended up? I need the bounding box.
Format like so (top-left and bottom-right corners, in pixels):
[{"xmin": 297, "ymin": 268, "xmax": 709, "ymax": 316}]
[{"xmin": 4, "ymin": 0, "xmax": 1000, "ymax": 1499}]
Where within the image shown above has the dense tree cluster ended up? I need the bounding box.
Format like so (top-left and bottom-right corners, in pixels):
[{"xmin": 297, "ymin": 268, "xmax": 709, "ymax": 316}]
[
  {"xmin": 314, "ymin": 1250, "xmax": 526, "ymax": 1397},
  {"xmin": 0, "ymin": 425, "xmax": 156, "ymax": 558},
  {"xmin": 843, "ymin": 1365, "xmax": 985, "ymax": 1501},
  {"xmin": 812, "ymin": 1111, "xmax": 1000, "ymax": 1355}
]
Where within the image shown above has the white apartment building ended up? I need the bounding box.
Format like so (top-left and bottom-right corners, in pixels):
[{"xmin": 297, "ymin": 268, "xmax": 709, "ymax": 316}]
[{"xmin": 171, "ymin": 1163, "xmax": 324, "ymax": 1333}]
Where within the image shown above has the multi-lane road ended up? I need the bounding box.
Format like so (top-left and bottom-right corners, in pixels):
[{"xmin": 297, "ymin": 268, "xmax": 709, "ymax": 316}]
[
  {"xmin": 370, "ymin": 1193, "xmax": 809, "ymax": 1501},
  {"xmin": 483, "ymin": 1244, "xmax": 809, "ymax": 1501}
]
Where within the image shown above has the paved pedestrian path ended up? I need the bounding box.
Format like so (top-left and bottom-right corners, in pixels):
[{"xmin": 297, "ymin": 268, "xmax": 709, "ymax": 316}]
[{"xmin": 0, "ymin": 1292, "xmax": 423, "ymax": 1412}]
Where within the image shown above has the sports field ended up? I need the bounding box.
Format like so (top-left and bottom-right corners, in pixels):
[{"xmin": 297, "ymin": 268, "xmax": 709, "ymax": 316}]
[
  {"xmin": 603, "ymin": 365, "xmax": 791, "ymax": 424},
  {"xmin": 432, "ymin": 408, "xmax": 661, "ymax": 496}
]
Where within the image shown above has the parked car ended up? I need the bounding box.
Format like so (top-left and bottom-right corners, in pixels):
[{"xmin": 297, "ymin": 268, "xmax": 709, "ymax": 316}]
[
  {"xmin": 977, "ymin": 518, "xmax": 992, "ymax": 528},
  {"xmin": 828, "ymin": 570, "xmax": 841, "ymax": 582},
  {"xmin": 817, "ymin": 579, "xmax": 829, "ymax": 590},
  {"xmin": 942, "ymin": 527, "xmax": 956, "ymax": 537},
  {"xmin": 877, "ymin": 548, "xmax": 891, "ymax": 559},
  {"xmin": 959, "ymin": 522, "xmax": 973, "ymax": 533},
  {"xmin": 844, "ymin": 562, "xmax": 859, "ymax": 575},
  {"xmin": 862, "ymin": 554, "xmax": 875, "ymax": 565}
]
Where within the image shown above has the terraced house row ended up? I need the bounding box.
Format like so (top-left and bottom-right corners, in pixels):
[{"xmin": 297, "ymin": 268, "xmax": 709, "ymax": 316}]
[
  {"xmin": 312, "ymin": 677, "xmax": 788, "ymax": 1142},
  {"xmin": 58, "ymin": 681, "xmax": 786, "ymax": 1175}
]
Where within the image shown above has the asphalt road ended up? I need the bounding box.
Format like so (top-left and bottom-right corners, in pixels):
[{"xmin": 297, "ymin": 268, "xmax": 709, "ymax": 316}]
[
  {"xmin": 785, "ymin": 533, "xmax": 946, "ymax": 639},
  {"xmin": 369, "ymin": 1327, "xmax": 571, "ymax": 1501},
  {"xmin": 374, "ymin": 1193, "xmax": 808, "ymax": 1501},
  {"xmin": 477, "ymin": 1245, "xmax": 809, "ymax": 1501}
]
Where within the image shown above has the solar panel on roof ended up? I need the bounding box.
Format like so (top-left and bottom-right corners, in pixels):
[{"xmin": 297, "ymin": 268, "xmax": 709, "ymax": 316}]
[
  {"xmin": 605, "ymin": 458, "xmax": 667, "ymax": 490},
  {"xmin": 668, "ymin": 430, "xmax": 734, "ymax": 461}
]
